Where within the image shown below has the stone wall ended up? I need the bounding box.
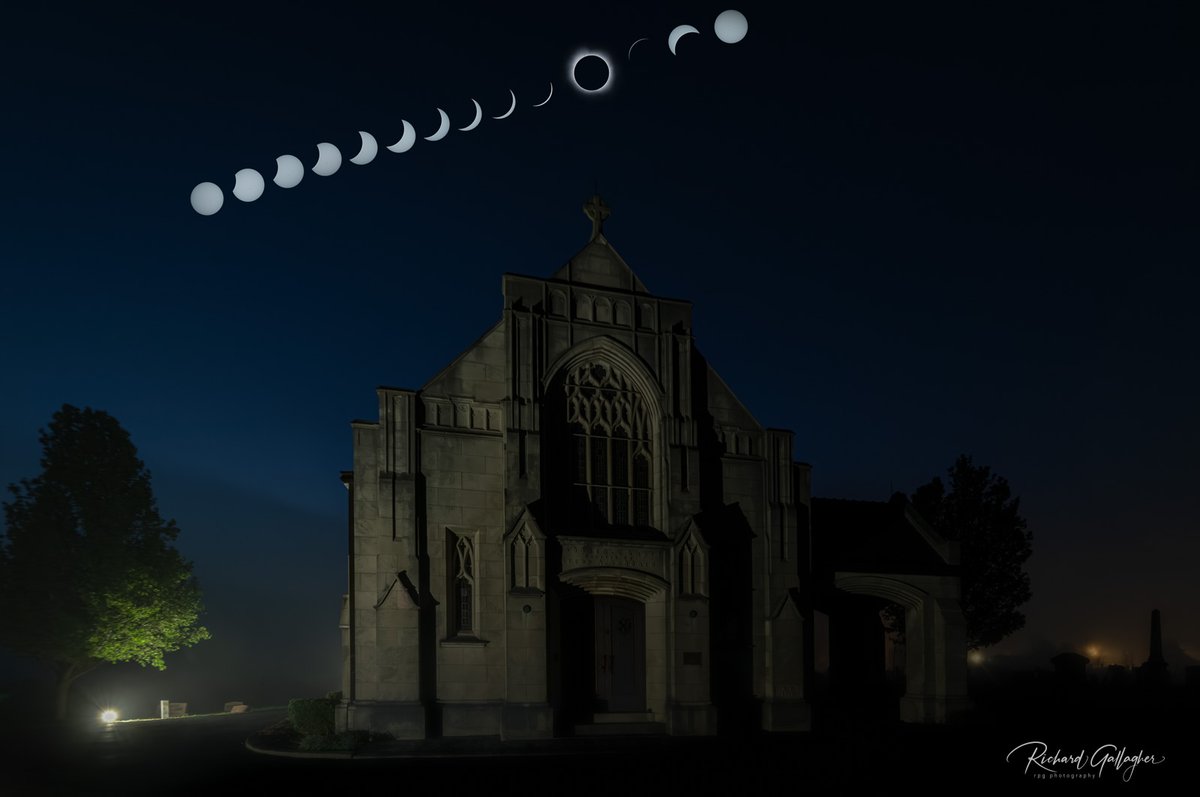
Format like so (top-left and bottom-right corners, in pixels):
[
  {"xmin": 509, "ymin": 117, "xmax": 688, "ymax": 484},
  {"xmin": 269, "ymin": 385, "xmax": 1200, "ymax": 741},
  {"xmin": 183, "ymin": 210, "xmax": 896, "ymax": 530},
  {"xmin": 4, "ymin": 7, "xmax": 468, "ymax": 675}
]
[{"xmin": 341, "ymin": 231, "xmax": 813, "ymax": 738}]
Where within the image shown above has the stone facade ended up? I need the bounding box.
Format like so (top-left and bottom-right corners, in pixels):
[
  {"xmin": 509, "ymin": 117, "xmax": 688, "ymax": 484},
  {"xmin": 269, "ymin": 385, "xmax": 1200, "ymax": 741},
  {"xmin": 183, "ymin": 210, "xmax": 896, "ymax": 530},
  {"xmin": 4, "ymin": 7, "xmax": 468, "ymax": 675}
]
[{"xmin": 336, "ymin": 197, "xmax": 967, "ymax": 739}]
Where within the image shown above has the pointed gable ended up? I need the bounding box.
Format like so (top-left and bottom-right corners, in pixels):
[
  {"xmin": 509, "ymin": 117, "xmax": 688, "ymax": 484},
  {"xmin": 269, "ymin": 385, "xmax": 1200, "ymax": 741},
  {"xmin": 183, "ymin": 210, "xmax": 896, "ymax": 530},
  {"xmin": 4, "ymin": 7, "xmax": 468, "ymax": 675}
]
[
  {"xmin": 421, "ymin": 318, "xmax": 506, "ymax": 401},
  {"xmin": 705, "ymin": 360, "xmax": 763, "ymax": 431},
  {"xmin": 551, "ymin": 236, "xmax": 650, "ymax": 293}
]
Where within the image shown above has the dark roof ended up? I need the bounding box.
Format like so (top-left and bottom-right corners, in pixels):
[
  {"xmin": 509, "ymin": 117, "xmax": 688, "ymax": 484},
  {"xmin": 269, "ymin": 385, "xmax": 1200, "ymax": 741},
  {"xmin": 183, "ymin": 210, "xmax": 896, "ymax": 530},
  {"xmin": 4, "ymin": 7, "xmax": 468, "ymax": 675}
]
[{"xmin": 811, "ymin": 494, "xmax": 956, "ymax": 578}]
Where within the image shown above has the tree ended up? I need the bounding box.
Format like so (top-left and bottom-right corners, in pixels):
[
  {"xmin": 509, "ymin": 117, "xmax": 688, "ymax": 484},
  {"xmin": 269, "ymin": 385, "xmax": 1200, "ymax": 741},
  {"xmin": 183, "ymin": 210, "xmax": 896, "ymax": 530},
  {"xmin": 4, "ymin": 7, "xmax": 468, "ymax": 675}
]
[
  {"xmin": 0, "ymin": 405, "xmax": 210, "ymax": 720},
  {"xmin": 910, "ymin": 455, "xmax": 1032, "ymax": 649}
]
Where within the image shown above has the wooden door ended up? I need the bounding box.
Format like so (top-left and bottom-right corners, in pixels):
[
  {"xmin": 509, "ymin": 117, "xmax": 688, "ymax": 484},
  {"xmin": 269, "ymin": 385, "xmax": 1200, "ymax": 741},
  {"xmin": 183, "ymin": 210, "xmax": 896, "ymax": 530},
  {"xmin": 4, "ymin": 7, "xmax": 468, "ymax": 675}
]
[{"xmin": 594, "ymin": 596, "xmax": 646, "ymax": 712}]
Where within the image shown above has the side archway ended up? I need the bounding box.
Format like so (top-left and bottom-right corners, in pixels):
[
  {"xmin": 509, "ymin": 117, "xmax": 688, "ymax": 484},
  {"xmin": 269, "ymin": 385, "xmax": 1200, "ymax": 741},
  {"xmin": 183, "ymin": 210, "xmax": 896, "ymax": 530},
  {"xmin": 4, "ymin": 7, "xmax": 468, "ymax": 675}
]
[{"xmin": 834, "ymin": 572, "xmax": 970, "ymax": 723}]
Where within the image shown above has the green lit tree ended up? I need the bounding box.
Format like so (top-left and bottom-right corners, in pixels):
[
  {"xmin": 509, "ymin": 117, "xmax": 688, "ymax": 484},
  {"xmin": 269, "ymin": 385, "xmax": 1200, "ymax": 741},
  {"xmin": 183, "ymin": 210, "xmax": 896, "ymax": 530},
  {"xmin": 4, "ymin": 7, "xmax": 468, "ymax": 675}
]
[{"xmin": 0, "ymin": 405, "xmax": 210, "ymax": 720}]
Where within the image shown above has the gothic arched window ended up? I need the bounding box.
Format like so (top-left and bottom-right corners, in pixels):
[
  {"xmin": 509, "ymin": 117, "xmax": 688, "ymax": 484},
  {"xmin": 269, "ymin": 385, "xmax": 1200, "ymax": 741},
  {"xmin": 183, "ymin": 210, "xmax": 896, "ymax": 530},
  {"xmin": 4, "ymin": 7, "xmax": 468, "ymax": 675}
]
[
  {"xmin": 511, "ymin": 527, "xmax": 540, "ymax": 591},
  {"xmin": 564, "ymin": 361, "xmax": 653, "ymax": 529},
  {"xmin": 452, "ymin": 533, "xmax": 475, "ymax": 635},
  {"xmin": 680, "ymin": 536, "xmax": 706, "ymax": 596}
]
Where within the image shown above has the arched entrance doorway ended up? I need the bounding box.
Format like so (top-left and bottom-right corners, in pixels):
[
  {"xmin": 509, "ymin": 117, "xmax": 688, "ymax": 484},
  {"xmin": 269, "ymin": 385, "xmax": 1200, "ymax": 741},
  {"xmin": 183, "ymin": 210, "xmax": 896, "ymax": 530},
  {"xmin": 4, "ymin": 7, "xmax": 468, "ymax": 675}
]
[
  {"xmin": 556, "ymin": 541, "xmax": 670, "ymax": 727},
  {"xmin": 834, "ymin": 572, "xmax": 970, "ymax": 723}
]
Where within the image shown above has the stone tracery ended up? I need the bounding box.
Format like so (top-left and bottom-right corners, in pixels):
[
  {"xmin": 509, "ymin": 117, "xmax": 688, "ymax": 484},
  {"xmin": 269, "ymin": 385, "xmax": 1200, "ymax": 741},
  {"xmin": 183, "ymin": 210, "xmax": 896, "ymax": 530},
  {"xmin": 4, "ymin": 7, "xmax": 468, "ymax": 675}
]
[{"xmin": 564, "ymin": 360, "xmax": 654, "ymax": 527}]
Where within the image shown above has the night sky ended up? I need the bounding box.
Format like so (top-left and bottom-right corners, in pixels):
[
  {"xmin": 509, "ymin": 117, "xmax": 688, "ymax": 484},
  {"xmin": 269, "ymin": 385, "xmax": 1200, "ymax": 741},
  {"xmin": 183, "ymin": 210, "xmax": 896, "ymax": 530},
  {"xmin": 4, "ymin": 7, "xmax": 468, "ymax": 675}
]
[{"xmin": 1, "ymin": 1, "xmax": 1196, "ymax": 715}]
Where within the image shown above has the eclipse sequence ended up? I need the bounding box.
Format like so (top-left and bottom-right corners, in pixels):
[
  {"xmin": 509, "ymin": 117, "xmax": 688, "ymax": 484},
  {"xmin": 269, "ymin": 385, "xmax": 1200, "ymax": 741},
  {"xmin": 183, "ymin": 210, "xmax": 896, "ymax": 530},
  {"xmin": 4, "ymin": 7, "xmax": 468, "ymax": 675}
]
[{"xmin": 190, "ymin": 10, "xmax": 749, "ymax": 216}]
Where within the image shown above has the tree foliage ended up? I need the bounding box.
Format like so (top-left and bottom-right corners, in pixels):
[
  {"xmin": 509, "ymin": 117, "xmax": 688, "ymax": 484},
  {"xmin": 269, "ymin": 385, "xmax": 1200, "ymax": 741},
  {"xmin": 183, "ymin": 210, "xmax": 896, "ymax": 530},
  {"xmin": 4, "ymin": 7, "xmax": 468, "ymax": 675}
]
[
  {"xmin": 912, "ymin": 454, "xmax": 1032, "ymax": 649},
  {"xmin": 0, "ymin": 405, "xmax": 209, "ymax": 717}
]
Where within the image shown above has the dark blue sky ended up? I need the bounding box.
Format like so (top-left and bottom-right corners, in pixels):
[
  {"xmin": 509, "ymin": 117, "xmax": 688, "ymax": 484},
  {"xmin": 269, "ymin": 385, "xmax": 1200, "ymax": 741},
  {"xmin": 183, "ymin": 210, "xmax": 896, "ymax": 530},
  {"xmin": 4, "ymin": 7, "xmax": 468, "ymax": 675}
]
[{"xmin": 1, "ymin": 1, "xmax": 1196, "ymax": 713}]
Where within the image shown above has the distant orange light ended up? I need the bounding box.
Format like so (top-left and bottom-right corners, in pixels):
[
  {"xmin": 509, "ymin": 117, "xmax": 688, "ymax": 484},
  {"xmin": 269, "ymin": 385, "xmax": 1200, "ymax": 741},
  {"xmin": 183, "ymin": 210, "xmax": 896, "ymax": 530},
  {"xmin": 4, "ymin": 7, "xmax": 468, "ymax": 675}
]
[
  {"xmin": 1086, "ymin": 645, "xmax": 1100, "ymax": 659},
  {"xmin": 968, "ymin": 650, "xmax": 985, "ymax": 666}
]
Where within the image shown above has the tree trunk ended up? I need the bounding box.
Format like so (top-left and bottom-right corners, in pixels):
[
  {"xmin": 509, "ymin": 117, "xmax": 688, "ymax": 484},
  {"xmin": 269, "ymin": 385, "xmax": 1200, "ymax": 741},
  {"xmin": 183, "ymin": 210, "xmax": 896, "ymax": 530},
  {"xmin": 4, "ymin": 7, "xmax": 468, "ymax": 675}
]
[
  {"xmin": 55, "ymin": 663, "xmax": 77, "ymax": 721},
  {"xmin": 54, "ymin": 660, "xmax": 97, "ymax": 721}
]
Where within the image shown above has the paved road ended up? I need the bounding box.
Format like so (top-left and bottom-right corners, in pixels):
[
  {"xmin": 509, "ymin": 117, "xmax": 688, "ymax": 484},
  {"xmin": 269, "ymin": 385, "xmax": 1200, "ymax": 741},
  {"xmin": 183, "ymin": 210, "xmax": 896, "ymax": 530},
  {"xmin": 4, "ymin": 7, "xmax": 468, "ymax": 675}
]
[
  {"xmin": 14, "ymin": 709, "xmax": 298, "ymax": 795},
  {"xmin": 8, "ymin": 710, "xmax": 891, "ymax": 794},
  {"xmin": 7, "ymin": 699, "xmax": 1189, "ymax": 794}
]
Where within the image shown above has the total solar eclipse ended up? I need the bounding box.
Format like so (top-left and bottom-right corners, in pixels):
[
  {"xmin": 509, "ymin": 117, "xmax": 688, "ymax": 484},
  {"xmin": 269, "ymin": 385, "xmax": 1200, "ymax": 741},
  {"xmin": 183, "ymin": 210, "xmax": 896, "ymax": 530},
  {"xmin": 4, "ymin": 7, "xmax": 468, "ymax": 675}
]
[{"xmin": 570, "ymin": 51, "xmax": 612, "ymax": 94}]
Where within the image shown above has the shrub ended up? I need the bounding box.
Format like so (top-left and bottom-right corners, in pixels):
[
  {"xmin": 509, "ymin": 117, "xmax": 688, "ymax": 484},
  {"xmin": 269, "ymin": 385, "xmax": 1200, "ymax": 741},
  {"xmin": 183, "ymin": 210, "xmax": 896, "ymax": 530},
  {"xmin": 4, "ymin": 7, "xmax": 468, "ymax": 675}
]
[{"xmin": 288, "ymin": 697, "xmax": 334, "ymax": 737}]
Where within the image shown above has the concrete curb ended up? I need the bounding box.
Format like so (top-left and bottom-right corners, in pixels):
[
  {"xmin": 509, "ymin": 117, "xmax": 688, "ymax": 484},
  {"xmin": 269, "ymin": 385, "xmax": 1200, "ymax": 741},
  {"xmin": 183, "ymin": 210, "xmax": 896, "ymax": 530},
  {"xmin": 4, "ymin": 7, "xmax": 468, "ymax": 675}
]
[
  {"xmin": 244, "ymin": 738, "xmax": 353, "ymax": 760},
  {"xmin": 242, "ymin": 734, "xmax": 704, "ymax": 761}
]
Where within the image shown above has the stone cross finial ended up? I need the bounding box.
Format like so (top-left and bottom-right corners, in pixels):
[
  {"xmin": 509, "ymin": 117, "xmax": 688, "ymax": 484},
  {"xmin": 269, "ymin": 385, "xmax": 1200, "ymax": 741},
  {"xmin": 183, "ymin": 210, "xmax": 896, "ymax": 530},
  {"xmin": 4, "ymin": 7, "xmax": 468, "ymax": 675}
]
[{"xmin": 583, "ymin": 194, "xmax": 611, "ymax": 240}]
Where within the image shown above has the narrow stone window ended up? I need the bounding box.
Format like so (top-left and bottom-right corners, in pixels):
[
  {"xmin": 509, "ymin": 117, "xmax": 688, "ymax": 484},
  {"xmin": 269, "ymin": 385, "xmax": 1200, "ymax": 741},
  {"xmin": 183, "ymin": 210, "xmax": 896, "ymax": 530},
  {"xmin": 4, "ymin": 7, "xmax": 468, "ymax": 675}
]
[
  {"xmin": 452, "ymin": 534, "xmax": 475, "ymax": 635},
  {"xmin": 680, "ymin": 541, "xmax": 693, "ymax": 595},
  {"xmin": 511, "ymin": 527, "xmax": 539, "ymax": 591},
  {"xmin": 680, "ymin": 536, "xmax": 706, "ymax": 596}
]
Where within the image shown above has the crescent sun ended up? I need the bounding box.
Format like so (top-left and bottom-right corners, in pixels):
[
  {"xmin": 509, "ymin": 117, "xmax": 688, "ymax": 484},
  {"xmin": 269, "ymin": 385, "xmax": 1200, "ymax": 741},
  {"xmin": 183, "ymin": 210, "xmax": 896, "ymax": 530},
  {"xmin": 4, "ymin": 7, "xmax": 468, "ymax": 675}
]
[
  {"xmin": 668, "ymin": 24, "xmax": 700, "ymax": 55},
  {"xmin": 533, "ymin": 82, "xmax": 553, "ymax": 108},
  {"xmin": 459, "ymin": 99, "xmax": 483, "ymax": 132},
  {"xmin": 232, "ymin": 168, "xmax": 265, "ymax": 202},
  {"xmin": 492, "ymin": 90, "xmax": 516, "ymax": 120},
  {"xmin": 350, "ymin": 131, "xmax": 378, "ymax": 165},
  {"xmin": 425, "ymin": 108, "xmax": 451, "ymax": 141},
  {"xmin": 387, "ymin": 120, "xmax": 416, "ymax": 153},
  {"xmin": 627, "ymin": 37, "xmax": 648, "ymax": 59},
  {"xmin": 312, "ymin": 142, "xmax": 342, "ymax": 176},
  {"xmin": 273, "ymin": 155, "xmax": 304, "ymax": 188}
]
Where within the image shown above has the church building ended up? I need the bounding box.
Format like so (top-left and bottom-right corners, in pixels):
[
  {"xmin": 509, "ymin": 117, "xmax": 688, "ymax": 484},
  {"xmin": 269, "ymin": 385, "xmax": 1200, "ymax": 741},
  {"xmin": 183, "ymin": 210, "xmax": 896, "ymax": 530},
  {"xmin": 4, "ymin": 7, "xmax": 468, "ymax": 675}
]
[{"xmin": 336, "ymin": 197, "xmax": 968, "ymax": 739}]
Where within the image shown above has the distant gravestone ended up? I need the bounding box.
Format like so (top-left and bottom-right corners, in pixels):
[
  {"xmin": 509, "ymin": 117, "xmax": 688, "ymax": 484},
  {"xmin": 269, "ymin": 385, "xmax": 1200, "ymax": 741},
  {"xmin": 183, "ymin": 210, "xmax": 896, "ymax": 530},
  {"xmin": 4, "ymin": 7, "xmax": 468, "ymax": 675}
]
[{"xmin": 1104, "ymin": 664, "xmax": 1131, "ymax": 686}]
